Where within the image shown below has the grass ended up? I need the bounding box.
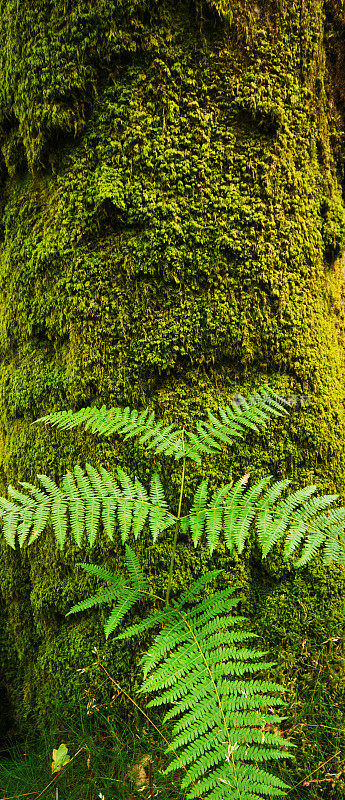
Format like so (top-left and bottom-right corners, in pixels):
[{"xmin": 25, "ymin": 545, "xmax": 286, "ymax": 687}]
[
  {"xmin": 1, "ymin": 656, "xmax": 344, "ymax": 800},
  {"xmin": 1, "ymin": 707, "xmax": 344, "ymax": 800},
  {"xmin": 0, "ymin": 705, "xmax": 188, "ymax": 800}
]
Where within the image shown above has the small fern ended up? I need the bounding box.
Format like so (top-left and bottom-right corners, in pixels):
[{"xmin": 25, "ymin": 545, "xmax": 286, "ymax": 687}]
[
  {"xmin": 117, "ymin": 570, "xmax": 291, "ymax": 799},
  {"xmin": 67, "ymin": 545, "xmax": 148, "ymax": 639},
  {"xmin": 2, "ymin": 388, "xmax": 345, "ymax": 567},
  {"xmin": 3, "ymin": 466, "xmax": 345, "ymax": 568}
]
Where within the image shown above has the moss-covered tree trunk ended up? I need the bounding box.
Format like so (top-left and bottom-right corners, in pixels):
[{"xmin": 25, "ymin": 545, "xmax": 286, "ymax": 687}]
[{"xmin": 0, "ymin": 0, "xmax": 344, "ymax": 794}]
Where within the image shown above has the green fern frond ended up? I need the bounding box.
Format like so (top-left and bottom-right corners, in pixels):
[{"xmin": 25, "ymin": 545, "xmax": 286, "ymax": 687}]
[
  {"xmin": 36, "ymin": 387, "xmax": 286, "ymax": 465},
  {"xmin": 188, "ymin": 479, "xmax": 208, "ymax": 546},
  {"xmin": 115, "ymin": 606, "xmax": 172, "ymax": 641},
  {"xmin": 67, "ymin": 547, "xmax": 148, "ymax": 638},
  {"xmin": 117, "ymin": 501, "xmax": 132, "ymax": 543},
  {"xmin": 19, "ymin": 481, "xmax": 49, "ymax": 504},
  {"xmin": 206, "ymin": 484, "xmax": 234, "ymax": 554},
  {"xmin": 175, "ymin": 570, "xmax": 224, "ymax": 606},
  {"xmin": 7, "ymin": 486, "xmax": 36, "ymax": 509},
  {"xmin": 51, "ymin": 495, "xmax": 68, "ymax": 548},
  {"xmin": 256, "ymin": 483, "xmax": 345, "ymax": 566},
  {"xmin": 86, "ymin": 496, "xmax": 101, "ymax": 546},
  {"xmin": 77, "ymin": 562, "xmax": 125, "ymax": 583},
  {"xmin": 104, "ymin": 590, "xmax": 139, "ymax": 639},
  {"xmin": 17, "ymin": 509, "xmax": 34, "ymax": 548},
  {"xmin": 35, "ymin": 476, "xmax": 67, "ymax": 547},
  {"xmin": 133, "ymin": 477, "xmax": 150, "ymax": 539},
  {"xmin": 67, "ymin": 587, "xmax": 119, "ymax": 616},
  {"xmin": 124, "ymin": 544, "xmax": 146, "ymax": 591},
  {"xmin": 187, "ymin": 477, "xmax": 270, "ymax": 555},
  {"xmin": 0, "ymin": 497, "xmax": 20, "ymax": 514},
  {"xmin": 149, "ymin": 472, "xmax": 174, "ymax": 542},
  {"xmin": 184, "ymin": 477, "xmax": 345, "ymax": 567},
  {"xmin": 37, "ymin": 405, "xmax": 186, "ymax": 460},
  {"xmin": 30, "ymin": 499, "xmax": 52, "ymax": 544},
  {"xmin": 2, "ymin": 508, "xmax": 20, "ymax": 548},
  {"xmin": 118, "ymin": 572, "xmax": 290, "ymax": 799},
  {"xmin": 85, "ymin": 463, "xmax": 109, "ymax": 498},
  {"xmin": 182, "ymin": 387, "xmax": 287, "ymax": 463},
  {"xmin": 101, "ymin": 495, "xmax": 117, "ymax": 542},
  {"xmin": 229, "ymin": 478, "xmax": 271, "ymax": 554},
  {"xmin": 1, "ymin": 466, "xmax": 176, "ymax": 549},
  {"xmin": 117, "ymin": 467, "xmax": 136, "ymax": 498},
  {"xmin": 62, "ymin": 472, "xmax": 85, "ymax": 546}
]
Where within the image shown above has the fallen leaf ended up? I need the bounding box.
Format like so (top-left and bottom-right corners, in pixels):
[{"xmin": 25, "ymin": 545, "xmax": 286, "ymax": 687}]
[
  {"xmin": 51, "ymin": 744, "xmax": 70, "ymax": 774},
  {"xmin": 129, "ymin": 755, "xmax": 152, "ymax": 789}
]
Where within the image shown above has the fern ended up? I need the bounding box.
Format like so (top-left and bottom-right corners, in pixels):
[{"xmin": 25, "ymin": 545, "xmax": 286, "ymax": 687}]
[
  {"xmin": 37, "ymin": 405, "xmax": 187, "ymax": 460},
  {"xmin": 181, "ymin": 477, "xmax": 345, "ymax": 567},
  {"xmin": 67, "ymin": 545, "xmax": 147, "ymax": 638},
  {"xmin": 3, "ymin": 464, "xmax": 345, "ymax": 567},
  {"xmin": 118, "ymin": 571, "xmax": 291, "ymax": 799},
  {"xmin": 37, "ymin": 386, "xmax": 286, "ymax": 464},
  {"xmin": 4, "ymin": 386, "xmax": 342, "ymax": 795},
  {"xmin": 182, "ymin": 387, "xmax": 287, "ymax": 463},
  {"xmin": 4, "ymin": 467, "xmax": 345, "ymax": 567},
  {"xmin": 3, "ymin": 465, "xmax": 176, "ymax": 549}
]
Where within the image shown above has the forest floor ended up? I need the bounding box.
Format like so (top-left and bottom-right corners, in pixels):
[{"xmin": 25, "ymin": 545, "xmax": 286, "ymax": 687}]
[{"xmin": 0, "ymin": 708, "xmax": 187, "ymax": 800}]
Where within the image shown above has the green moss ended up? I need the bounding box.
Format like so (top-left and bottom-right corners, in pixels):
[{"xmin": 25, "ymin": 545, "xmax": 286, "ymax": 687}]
[{"xmin": 0, "ymin": 0, "xmax": 344, "ymax": 794}]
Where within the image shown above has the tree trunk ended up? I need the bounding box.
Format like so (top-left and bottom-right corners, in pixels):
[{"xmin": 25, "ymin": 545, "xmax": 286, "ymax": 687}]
[{"xmin": 0, "ymin": 0, "xmax": 344, "ymax": 792}]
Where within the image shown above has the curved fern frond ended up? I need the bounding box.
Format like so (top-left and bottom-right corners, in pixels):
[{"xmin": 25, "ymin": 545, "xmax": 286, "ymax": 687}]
[
  {"xmin": 67, "ymin": 545, "xmax": 149, "ymax": 639},
  {"xmin": 183, "ymin": 477, "xmax": 345, "ymax": 567},
  {"xmin": 37, "ymin": 405, "xmax": 187, "ymax": 460},
  {"xmin": 118, "ymin": 572, "xmax": 291, "ymax": 799},
  {"xmin": 36, "ymin": 387, "xmax": 287, "ymax": 465},
  {"xmin": 256, "ymin": 484, "xmax": 345, "ymax": 567},
  {"xmin": 182, "ymin": 387, "xmax": 287, "ymax": 463},
  {"xmin": 1, "ymin": 466, "xmax": 176, "ymax": 549}
]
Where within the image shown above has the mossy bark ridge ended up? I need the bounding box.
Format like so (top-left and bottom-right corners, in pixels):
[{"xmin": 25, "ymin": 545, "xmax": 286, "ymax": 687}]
[{"xmin": 0, "ymin": 1, "xmax": 344, "ymax": 793}]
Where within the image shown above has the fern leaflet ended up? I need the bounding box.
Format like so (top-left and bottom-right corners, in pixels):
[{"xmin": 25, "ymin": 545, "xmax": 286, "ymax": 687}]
[
  {"xmin": 37, "ymin": 405, "xmax": 186, "ymax": 460},
  {"xmin": 36, "ymin": 387, "xmax": 286, "ymax": 465},
  {"xmin": 182, "ymin": 387, "xmax": 287, "ymax": 463}
]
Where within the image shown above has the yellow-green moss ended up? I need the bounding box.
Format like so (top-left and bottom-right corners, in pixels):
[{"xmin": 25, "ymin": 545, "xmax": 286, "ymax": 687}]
[{"xmin": 0, "ymin": 1, "xmax": 344, "ymax": 795}]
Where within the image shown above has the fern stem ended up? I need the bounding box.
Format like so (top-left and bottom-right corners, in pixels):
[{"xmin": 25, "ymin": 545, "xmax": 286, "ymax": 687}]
[{"xmin": 165, "ymin": 431, "xmax": 186, "ymax": 605}]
